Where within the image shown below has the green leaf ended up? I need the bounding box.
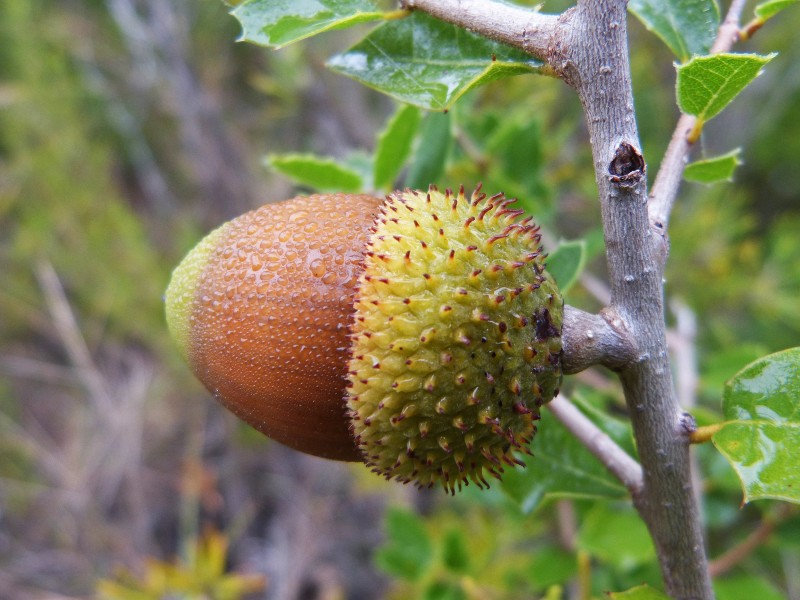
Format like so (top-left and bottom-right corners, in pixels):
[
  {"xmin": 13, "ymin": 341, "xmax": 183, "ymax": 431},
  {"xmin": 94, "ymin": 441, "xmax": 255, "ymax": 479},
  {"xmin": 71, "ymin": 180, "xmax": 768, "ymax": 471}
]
[
  {"xmin": 441, "ymin": 529, "xmax": 469, "ymax": 573},
  {"xmin": 546, "ymin": 240, "xmax": 586, "ymax": 294},
  {"xmin": 375, "ymin": 508, "xmax": 433, "ymax": 581},
  {"xmin": 500, "ymin": 402, "xmax": 629, "ymax": 513},
  {"xmin": 485, "ymin": 117, "xmax": 549, "ymax": 212},
  {"xmin": 266, "ymin": 153, "xmax": 363, "ymax": 192},
  {"xmin": 233, "ymin": 0, "xmax": 384, "ymax": 49},
  {"xmin": 374, "ymin": 104, "xmax": 422, "ymax": 190},
  {"xmin": 700, "ymin": 343, "xmax": 769, "ymax": 401},
  {"xmin": 607, "ymin": 584, "xmax": 671, "ymax": 600},
  {"xmin": 684, "ymin": 149, "xmax": 742, "ymax": 183},
  {"xmin": 423, "ymin": 581, "xmax": 466, "ymax": 600},
  {"xmin": 714, "ymin": 574, "xmax": 786, "ymax": 600},
  {"xmin": 528, "ymin": 546, "xmax": 578, "ymax": 591},
  {"xmin": 578, "ymin": 504, "xmax": 655, "ymax": 570},
  {"xmin": 775, "ymin": 513, "xmax": 800, "ymax": 547},
  {"xmin": 487, "ymin": 118, "xmax": 544, "ymax": 188},
  {"xmin": 327, "ymin": 12, "xmax": 543, "ymax": 110},
  {"xmin": 712, "ymin": 347, "xmax": 800, "ymax": 503},
  {"xmin": 676, "ymin": 53, "xmax": 775, "ymax": 123},
  {"xmin": 754, "ymin": 0, "xmax": 798, "ymax": 20},
  {"xmin": 629, "ymin": 0, "xmax": 719, "ymax": 62},
  {"xmin": 405, "ymin": 111, "xmax": 452, "ymax": 190}
]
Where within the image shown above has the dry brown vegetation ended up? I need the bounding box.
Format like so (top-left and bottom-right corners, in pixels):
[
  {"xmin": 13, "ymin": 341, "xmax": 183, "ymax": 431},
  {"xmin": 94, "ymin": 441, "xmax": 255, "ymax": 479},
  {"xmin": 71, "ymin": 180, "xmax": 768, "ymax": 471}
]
[{"xmin": 0, "ymin": 1, "xmax": 394, "ymax": 597}]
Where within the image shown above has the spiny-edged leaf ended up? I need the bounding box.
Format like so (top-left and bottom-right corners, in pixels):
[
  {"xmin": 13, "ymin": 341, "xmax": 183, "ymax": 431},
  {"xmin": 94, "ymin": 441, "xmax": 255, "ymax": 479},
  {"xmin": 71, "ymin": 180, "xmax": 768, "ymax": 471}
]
[
  {"xmin": 327, "ymin": 12, "xmax": 543, "ymax": 110},
  {"xmin": 374, "ymin": 104, "xmax": 421, "ymax": 190},
  {"xmin": 546, "ymin": 239, "xmax": 586, "ymax": 294},
  {"xmin": 374, "ymin": 508, "xmax": 433, "ymax": 581},
  {"xmin": 676, "ymin": 53, "xmax": 775, "ymax": 122},
  {"xmin": 755, "ymin": 0, "xmax": 798, "ymax": 20},
  {"xmin": 607, "ymin": 584, "xmax": 671, "ymax": 600},
  {"xmin": 577, "ymin": 505, "xmax": 655, "ymax": 570},
  {"xmin": 233, "ymin": 0, "xmax": 384, "ymax": 49},
  {"xmin": 629, "ymin": 0, "xmax": 719, "ymax": 61},
  {"xmin": 684, "ymin": 148, "xmax": 742, "ymax": 183},
  {"xmin": 266, "ymin": 153, "xmax": 363, "ymax": 192},
  {"xmin": 404, "ymin": 111, "xmax": 451, "ymax": 189},
  {"xmin": 712, "ymin": 347, "xmax": 800, "ymax": 504},
  {"xmin": 500, "ymin": 400, "xmax": 629, "ymax": 514}
]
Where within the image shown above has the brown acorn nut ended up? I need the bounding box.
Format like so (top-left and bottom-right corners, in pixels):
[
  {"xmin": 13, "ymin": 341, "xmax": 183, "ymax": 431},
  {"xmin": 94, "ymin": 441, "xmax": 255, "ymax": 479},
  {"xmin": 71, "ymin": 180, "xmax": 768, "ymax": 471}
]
[
  {"xmin": 165, "ymin": 193, "xmax": 382, "ymax": 461},
  {"xmin": 165, "ymin": 187, "xmax": 564, "ymax": 491}
]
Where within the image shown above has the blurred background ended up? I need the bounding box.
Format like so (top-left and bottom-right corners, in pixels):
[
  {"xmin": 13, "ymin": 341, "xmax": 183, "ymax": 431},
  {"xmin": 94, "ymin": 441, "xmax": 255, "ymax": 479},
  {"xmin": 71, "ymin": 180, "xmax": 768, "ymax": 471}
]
[{"xmin": 1, "ymin": 1, "xmax": 799, "ymax": 599}]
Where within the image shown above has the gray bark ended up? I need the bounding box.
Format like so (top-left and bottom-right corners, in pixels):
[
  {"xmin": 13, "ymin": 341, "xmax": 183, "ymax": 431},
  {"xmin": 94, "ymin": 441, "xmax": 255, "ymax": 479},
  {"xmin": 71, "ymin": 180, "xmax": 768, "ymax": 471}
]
[
  {"xmin": 562, "ymin": 305, "xmax": 638, "ymax": 374},
  {"xmin": 555, "ymin": 5, "xmax": 711, "ymax": 596},
  {"xmin": 402, "ymin": 1, "xmax": 718, "ymax": 598}
]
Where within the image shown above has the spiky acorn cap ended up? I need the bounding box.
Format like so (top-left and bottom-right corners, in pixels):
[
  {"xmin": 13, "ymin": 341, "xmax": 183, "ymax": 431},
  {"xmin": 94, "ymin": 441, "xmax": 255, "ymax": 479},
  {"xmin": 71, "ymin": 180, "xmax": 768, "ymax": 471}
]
[{"xmin": 347, "ymin": 186, "xmax": 563, "ymax": 493}]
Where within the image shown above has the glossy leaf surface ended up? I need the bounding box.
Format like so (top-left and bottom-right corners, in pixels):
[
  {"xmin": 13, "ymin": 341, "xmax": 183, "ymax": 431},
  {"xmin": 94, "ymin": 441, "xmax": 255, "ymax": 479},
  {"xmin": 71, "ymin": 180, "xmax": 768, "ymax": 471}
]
[
  {"xmin": 713, "ymin": 347, "xmax": 800, "ymax": 503},
  {"xmin": 327, "ymin": 12, "xmax": 543, "ymax": 110},
  {"xmin": 233, "ymin": 0, "xmax": 383, "ymax": 48},
  {"xmin": 629, "ymin": 0, "xmax": 719, "ymax": 61}
]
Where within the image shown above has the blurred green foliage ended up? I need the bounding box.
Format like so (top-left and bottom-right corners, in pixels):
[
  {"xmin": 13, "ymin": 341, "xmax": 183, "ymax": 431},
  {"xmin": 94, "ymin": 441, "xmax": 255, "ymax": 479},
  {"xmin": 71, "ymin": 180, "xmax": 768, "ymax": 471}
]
[{"xmin": 0, "ymin": 0, "xmax": 166, "ymax": 345}]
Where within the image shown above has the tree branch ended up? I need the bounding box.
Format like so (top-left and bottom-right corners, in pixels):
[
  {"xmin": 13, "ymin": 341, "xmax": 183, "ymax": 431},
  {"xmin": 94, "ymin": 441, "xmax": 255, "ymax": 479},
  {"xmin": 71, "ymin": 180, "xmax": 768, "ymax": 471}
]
[
  {"xmin": 648, "ymin": 0, "xmax": 749, "ymax": 231},
  {"xmin": 708, "ymin": 504, "xmax": 795, "ymax": 577},
  {"xmin": 400, "ymin": 0, "xmax": 561, "ymax": 63},
  {"xmin": 562, "ymin": 305, "xmax": 638, "ymax": 374},
  {"xmin": 547, "ymin": 395, "xmax": 643, "ymax": 495},
  {"xmin": 405, "ymin": 1, "xmax": 717, "ymax": 596},
  {"xmin": 554, "ymin": 1, "xmax": 713, "ymax": 596}
]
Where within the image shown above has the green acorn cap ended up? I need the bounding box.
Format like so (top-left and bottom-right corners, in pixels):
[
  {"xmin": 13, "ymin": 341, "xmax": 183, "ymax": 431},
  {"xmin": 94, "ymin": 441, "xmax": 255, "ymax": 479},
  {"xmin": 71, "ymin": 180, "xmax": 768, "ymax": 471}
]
[{"xmin": 347, "ymin": 185, "xmax": 563, "ymax": 493}]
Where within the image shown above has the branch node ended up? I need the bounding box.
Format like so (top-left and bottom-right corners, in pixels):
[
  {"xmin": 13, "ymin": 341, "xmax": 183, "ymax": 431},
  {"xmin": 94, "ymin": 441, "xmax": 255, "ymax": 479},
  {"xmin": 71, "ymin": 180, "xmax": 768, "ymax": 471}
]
[
  {"xmin": 678, "ymin": 411, "xmax": 698, "ymax": 438},
  {"xmin": 690, "ymin": 422, "xmax": 725, "ymax": 444},
  {"xmin": 561, "ymin": 305, "xmax": 638, "ymax": 374},
  {"xmin": 609, "ymin": 142, "xmax": 645, "ymax": 186}
]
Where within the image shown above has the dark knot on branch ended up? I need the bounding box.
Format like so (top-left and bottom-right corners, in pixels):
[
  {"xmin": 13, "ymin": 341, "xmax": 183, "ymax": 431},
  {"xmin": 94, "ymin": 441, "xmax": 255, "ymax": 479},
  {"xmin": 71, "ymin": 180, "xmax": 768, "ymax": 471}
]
[{"xmin": 609, "ymin": 142, "xmax": 645, "ymax": 186}]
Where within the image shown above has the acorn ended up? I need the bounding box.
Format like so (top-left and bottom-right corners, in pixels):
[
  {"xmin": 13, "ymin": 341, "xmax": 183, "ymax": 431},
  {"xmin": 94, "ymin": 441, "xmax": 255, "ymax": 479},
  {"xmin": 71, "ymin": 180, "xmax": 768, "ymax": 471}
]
[{"xmin": 165, "ymin": 185, "xmax": 563, "ymax": 492}]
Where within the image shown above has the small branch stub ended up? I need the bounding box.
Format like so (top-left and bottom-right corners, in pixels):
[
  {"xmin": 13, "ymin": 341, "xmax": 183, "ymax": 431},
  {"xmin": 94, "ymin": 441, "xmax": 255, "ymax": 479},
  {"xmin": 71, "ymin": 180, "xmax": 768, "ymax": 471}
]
[
  {"xmin": 609, "ymin": 142, "xmax": 645, "ymax": 186},
  {"xmin": 561, "ymin": 305, "xmax": 638, "ymax": 374},
  {"xmin": 547, "ymin": 395, "xmax": 644, "ymax": 495}
]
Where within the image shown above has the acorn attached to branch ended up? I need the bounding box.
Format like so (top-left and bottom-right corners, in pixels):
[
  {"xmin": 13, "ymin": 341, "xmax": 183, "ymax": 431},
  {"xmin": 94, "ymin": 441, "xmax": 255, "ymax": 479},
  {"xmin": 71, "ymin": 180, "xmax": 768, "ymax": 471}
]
[{"xmin": 165, "ymin": 185, "xmax": 563, "ymax": 493}]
